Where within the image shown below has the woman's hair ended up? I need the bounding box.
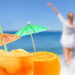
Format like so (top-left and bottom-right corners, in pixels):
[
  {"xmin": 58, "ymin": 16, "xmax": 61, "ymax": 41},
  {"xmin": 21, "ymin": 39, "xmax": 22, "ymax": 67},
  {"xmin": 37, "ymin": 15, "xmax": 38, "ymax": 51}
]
[{"xmin": 68, "ymin": 12, "xmax": 74, "ymax": 21}]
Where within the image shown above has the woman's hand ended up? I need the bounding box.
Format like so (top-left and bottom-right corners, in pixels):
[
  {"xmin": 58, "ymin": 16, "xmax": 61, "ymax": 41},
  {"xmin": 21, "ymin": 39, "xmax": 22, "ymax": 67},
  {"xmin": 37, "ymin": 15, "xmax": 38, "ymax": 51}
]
[
  {"xmin": 48, "ymin": 2, "xmax": 59, "ymax": 14},
  {"xmin": 48, "ymin": 3, "xmax": 53, "ymax": 7}
]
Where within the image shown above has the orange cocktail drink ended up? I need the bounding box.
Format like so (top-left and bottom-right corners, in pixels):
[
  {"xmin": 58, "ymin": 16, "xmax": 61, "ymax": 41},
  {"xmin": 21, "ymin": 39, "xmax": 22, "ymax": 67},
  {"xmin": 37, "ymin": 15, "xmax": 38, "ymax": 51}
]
[
  {"xmin": 0, "ymin": 49, "xmax": 33, "ymax": 75},
  {"xmin": 33, "ymin": 52, "xmax": 61, "ymax": 75}
]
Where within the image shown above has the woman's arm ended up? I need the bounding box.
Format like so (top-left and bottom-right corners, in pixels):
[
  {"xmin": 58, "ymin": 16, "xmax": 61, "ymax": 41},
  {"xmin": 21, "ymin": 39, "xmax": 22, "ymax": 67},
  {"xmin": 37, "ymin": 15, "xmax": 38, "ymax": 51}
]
[
  {"xmin": 48, "ymin": 3, "xmax": 59, "ymax": 14},
  {"xmin": 48, "ymin": 2, "xmax": 66, "ymax": 24}
]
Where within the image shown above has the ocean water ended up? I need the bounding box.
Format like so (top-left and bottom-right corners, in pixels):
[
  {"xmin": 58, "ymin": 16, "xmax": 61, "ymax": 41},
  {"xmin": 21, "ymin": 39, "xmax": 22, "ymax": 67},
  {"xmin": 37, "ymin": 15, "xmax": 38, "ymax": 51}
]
[{"xmin": 0, "ymin": 31, "xmax": 63, "ymax": 54}]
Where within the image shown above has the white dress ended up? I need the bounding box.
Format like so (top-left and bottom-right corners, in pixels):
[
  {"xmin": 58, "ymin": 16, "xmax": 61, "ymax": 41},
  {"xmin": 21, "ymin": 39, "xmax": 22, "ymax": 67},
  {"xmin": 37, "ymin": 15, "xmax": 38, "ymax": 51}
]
[{"xmin": 58, "ymin": 13, "xmax": 75, "ymax": 48}]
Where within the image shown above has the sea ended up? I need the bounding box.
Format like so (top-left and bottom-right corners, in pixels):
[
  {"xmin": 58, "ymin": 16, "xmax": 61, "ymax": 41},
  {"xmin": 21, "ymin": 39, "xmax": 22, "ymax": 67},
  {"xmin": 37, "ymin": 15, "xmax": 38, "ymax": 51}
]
[{"xmin": 0, "ymin": 31, "xmax": 63, "ymax": 54}]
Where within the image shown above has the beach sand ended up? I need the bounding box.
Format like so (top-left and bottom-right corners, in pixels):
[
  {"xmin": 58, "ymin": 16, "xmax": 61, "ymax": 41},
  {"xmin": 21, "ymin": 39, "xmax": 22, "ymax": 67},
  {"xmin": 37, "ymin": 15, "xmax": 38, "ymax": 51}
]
[{"xmin": 59, "ymin": 55, "xmax": 75, "ymax": 75}]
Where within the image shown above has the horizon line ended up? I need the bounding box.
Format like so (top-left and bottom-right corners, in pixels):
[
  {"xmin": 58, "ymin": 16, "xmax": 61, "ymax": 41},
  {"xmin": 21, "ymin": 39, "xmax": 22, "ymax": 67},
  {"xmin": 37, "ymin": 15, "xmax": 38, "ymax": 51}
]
[{"xmin": 3, "ymin": 30, "xmax": 62, "ymax": 32}]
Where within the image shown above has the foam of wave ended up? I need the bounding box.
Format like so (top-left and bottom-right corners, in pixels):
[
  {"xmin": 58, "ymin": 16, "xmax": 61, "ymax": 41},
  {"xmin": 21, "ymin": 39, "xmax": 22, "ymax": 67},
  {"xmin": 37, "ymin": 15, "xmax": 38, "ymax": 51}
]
[{"xmin": 59, "ymin": 55, "xmax": 75, "ymax": 75}]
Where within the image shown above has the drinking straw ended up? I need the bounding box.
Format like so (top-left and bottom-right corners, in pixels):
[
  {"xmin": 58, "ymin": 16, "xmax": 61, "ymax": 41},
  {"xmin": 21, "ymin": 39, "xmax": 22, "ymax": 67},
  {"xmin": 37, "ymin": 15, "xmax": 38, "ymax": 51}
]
[
  {"xmin": 0, "ymin": 26, "xmax": 2, "ymax": 34},
  {"xmin": 4, "ymin": 44, "xmax": 8, "ymax": 51}
]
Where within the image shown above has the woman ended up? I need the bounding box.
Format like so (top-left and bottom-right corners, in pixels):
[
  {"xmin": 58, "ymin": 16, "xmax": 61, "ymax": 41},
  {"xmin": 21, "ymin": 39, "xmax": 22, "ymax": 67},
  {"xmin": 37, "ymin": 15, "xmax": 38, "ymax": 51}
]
[{"xmin": 48, "ymin": 2, "xmax": 75, "ymax": 65}]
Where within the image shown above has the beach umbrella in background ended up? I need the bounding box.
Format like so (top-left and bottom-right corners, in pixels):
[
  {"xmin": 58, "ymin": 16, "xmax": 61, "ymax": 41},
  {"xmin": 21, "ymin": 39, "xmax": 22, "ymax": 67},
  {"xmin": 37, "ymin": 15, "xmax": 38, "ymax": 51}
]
[
  {"xmin": 0, "ymin": 26, "xmax": 20, "ymax": 51},
  {"xmin": 15, "ymin": 22, "xmax": 48, "ymax": 53}
]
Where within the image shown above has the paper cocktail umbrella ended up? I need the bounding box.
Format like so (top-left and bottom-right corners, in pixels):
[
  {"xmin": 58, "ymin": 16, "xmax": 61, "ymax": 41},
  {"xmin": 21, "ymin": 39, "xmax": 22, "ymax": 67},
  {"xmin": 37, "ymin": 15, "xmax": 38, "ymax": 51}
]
[
  {"xmin": 15, "ymin": 22, "xmax": 48, "ymax": 53},
  {"xmin": 0, "ymin": 26, "xmax": 20, "ymax": 51}
]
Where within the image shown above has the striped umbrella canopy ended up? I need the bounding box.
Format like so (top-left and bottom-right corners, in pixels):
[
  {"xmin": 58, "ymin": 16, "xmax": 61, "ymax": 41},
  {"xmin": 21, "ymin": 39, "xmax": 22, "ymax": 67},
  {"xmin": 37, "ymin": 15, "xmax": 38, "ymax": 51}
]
[{"xmin": 0, "ymin": 26, "xmax": 20, "ymax": 51}]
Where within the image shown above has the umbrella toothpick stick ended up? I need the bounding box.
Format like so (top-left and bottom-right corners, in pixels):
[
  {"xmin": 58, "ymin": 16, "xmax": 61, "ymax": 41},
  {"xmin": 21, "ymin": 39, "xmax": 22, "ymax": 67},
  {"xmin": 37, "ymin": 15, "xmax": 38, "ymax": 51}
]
[{"xmin": 30, "ymin": 34, "xmax": 36, "ymax": 53}]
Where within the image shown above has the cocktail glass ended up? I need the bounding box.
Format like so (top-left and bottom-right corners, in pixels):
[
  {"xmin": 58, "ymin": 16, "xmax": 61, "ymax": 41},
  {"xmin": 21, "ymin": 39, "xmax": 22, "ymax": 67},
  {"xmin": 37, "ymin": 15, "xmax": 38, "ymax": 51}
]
[{"xmin": 0, "ymin": 49, "xmax": 33, "ymax": 75}]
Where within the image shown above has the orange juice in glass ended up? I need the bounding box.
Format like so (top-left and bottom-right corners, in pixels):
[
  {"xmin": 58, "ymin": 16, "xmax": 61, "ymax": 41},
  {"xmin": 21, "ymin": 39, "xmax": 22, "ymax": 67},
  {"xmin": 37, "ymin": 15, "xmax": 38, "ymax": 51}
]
[
  {"xmin": 33, "ymin": 52, "xmax": 61, "ymax": 75},
  {"xmin": 0, "ymin": 49, "xmax": 33, "ymax": 75}
]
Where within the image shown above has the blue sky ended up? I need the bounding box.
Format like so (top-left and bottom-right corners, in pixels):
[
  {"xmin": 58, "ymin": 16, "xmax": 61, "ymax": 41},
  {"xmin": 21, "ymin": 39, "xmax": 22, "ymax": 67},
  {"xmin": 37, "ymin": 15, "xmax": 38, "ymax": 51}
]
[{"xmin": 0, "ymin": 0, "xmax": 75, "ymax": 31}]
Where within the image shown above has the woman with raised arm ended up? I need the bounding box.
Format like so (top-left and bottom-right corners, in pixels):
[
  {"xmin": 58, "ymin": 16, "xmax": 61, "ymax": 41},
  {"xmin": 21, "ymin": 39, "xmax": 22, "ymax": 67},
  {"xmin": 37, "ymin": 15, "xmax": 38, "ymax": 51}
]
[{"xmin": 48, "ymin": 3, "xmax": 75, "ymax": 65}]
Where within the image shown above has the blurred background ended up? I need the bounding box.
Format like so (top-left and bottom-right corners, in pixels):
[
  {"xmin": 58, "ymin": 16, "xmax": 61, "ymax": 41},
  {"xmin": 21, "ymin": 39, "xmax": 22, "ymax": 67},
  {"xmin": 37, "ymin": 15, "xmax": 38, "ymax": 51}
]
[{"xmin": 0, "ymin": 0, "xmax": 75, "ymax": 54}]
